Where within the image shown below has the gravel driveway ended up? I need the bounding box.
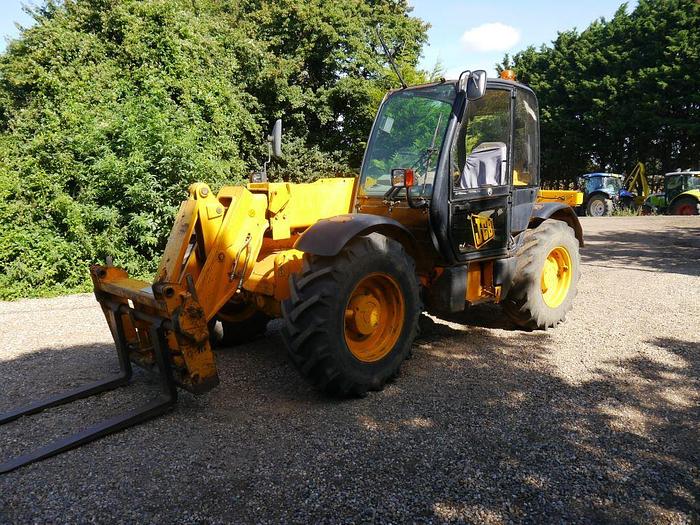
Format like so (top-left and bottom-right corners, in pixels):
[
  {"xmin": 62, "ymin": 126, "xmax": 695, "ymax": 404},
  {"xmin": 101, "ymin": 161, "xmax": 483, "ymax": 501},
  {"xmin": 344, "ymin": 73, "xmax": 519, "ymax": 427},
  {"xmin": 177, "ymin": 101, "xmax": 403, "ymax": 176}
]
[{"xmin": 1, "ymin": 216, "xmax": 698, "ymax": 524}]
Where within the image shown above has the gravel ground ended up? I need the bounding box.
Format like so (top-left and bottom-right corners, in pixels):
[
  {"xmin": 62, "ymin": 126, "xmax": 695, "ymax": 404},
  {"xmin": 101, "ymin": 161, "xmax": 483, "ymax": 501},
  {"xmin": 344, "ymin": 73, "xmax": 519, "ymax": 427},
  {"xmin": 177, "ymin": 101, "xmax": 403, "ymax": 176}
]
[{"xmin": 1, "ymin": 216, "xmax": 698, "ymax": 524}]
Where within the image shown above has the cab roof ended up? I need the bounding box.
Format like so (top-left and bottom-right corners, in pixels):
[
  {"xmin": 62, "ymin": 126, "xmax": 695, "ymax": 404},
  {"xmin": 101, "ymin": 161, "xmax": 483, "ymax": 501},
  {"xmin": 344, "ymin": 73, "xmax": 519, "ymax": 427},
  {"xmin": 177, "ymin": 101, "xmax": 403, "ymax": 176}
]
[
  {"xmin": 581, "ymin": 173, "xmax": 623, "ymax": 178},
  {"xmin": 665, "ymin": 171, "xmax": 700, "ymax": 177},
  {"xmin": 386, "ymin": 76, "xmax": 536, "ymax": 99}
]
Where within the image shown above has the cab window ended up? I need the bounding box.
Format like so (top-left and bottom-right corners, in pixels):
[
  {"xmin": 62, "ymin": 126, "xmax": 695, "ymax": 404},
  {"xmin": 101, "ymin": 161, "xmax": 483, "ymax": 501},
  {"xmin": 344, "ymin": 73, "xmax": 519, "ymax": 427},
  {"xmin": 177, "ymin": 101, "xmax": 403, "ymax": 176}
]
[
  {"xmin": 452, "ymin": 89, "xmax": 511, "ymax": 189},
  {"xmin": 666, "ymin": 176, "xmax": 683, "ymax": 199},
  {"xmin": 512, "ymin": 91, "xmax": 539, "ymax": 186}
]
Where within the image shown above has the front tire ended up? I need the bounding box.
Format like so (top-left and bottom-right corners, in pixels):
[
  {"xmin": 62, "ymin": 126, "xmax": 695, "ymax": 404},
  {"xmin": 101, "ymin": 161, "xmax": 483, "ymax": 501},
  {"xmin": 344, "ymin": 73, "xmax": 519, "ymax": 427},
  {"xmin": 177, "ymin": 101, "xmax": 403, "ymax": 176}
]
[
  {"xmin": 503, "ymin": 220, "xmax": 580, "ymax": 329},
  {"xmin": 281, "ymin": 233, "xmax": 421, "ymax": 396},
  {"xmin": 587, "ymin": 195, "xmax": 613, "ymax": 216}
]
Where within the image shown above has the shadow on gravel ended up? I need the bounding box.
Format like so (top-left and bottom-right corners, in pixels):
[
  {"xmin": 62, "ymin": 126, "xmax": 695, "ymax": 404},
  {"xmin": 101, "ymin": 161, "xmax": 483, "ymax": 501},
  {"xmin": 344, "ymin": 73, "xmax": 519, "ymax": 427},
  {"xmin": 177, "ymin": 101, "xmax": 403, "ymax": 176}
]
[
  {"xmin": 582, "ymin": 225, "xmax": 700, "ymax": 277},
  {"xmin": 427, "ymin": 303, "xmax": 518, "ymax": 331},
  {"xmin": 407, "ymin": 324, "xmax": 699, "ymax": 523},
  {"xmin": 0, "ymin": 343, "xmax": 119, "ymax": 410},
  {"xmin": 0, "ymin": 326, "xmax": 698, "ymax": 523}
]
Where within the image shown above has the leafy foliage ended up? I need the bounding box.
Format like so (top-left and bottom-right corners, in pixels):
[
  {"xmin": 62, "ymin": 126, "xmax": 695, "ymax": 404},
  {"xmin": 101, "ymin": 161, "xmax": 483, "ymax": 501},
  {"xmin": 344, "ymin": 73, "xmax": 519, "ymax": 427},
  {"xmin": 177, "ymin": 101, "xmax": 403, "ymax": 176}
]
[
  {"xmin": 0, "ymin": 0, "xmax": 428, "ymax": 298},
  {"xmin": 499, "ymin": 0, "xmax": 700, "ymax": 184}
]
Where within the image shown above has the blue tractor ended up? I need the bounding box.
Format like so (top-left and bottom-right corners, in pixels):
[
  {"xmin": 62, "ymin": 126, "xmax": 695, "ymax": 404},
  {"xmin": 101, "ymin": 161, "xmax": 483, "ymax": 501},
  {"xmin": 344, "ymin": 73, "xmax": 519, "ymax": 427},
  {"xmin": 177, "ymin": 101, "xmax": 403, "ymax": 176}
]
[{"xmin": 578, "ymin": 173, "xmax": 635, "ymax": 216}]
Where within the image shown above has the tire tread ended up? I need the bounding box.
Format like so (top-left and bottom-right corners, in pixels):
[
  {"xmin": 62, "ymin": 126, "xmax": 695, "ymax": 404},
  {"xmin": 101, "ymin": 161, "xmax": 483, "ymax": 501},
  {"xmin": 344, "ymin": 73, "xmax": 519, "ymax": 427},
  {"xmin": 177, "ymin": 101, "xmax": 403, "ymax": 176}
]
[{"xmin": 281, "ymin": 234, "xmax": 421, "ymax": 396}]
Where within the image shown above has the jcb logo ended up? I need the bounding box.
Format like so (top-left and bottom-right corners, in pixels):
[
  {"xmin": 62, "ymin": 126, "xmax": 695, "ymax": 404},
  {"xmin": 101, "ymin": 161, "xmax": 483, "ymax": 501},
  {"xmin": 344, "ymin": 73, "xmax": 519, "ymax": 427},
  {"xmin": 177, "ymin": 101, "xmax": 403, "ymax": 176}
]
[{"xmin": 470, "ymin": 214, "xmax": 495, "ymax": 249}]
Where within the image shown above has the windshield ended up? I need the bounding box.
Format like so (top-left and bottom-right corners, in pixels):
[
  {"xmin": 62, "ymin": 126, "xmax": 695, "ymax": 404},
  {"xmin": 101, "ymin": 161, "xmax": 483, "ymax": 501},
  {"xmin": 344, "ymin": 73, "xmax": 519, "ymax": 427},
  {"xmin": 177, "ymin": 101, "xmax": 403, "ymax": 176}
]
[
  {"xmin": 583, "ymin": 175, "xmax": 622, "ymax": 194},
  {"xmin": 686, "ymin": 175, "xmax": 700, "ymax": 190},
  {"xmin": 667, "ymin": 174, "xmax": 700, "ymax": 196},
  {"xmin": 360, "ymin": 83, "xmax": 456, "ymax": 198}
]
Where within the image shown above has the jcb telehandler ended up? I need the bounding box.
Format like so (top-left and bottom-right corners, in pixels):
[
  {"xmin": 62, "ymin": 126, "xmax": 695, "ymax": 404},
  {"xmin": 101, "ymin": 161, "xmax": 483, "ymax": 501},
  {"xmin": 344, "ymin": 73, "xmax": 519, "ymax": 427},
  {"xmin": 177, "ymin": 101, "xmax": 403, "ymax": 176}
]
[{"xmin": 1, "ymin": 70, "xmax": 582, "ymax": 473}]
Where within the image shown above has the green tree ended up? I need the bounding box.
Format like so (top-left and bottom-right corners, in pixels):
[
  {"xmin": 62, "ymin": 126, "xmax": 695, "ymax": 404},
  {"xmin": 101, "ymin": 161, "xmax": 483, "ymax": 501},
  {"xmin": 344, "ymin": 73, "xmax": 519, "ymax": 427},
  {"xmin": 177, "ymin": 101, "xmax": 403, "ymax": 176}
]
[
  {"xmin": 500, "ymin": 0, "xmax": 700, "ymax": 184},
  {"xmin": 0, "ymin": 0, "xmax": 428, "ymax": 298}
]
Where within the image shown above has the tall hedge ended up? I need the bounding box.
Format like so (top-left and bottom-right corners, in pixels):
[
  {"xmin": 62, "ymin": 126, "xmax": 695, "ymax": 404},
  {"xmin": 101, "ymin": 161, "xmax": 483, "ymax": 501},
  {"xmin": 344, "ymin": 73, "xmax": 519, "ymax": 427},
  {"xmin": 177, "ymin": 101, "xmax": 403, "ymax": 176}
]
[
  {"xmin": 0, "ymin": 0, "xmax": 428, "ymax": 298},
  {"xmin": 500, "ymin": 0, "xmax": 700, "ymax": 183}
]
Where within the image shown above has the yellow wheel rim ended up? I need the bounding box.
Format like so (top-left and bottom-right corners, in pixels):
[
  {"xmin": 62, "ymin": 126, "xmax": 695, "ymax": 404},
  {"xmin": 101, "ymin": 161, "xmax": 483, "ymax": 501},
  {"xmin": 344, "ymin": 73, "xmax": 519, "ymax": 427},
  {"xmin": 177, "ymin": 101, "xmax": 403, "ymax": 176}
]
[
  {"xmin": 540, "ymin": 246, "xmax": 573, "ymax": 308},
  {"xmin": 344, "ymin": 273, "xmax": 405, "ymax": 363}
]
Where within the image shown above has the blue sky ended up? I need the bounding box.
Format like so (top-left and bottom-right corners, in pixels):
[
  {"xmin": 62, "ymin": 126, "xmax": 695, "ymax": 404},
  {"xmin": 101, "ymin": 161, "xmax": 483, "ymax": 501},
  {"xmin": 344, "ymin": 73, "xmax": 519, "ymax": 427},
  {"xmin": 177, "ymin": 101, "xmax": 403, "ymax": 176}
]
[
  {"xmin": 1, "ymin": 0, "xmax": 637, "ymax": 77},
  {"xmin": 0, "ymin": 1, "xmax": 36, "ymax": 51},
  {"xmin": 411, "ymin": 0, "xmax": 638, "ymax": 77}
]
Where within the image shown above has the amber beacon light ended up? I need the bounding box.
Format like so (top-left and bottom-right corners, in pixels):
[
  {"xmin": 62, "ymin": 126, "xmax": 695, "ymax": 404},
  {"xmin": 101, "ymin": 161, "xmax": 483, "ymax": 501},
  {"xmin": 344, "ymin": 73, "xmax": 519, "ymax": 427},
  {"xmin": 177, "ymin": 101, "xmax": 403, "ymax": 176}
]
[{"xmin": 500, "ymin": 69, "xmax": 516, "ymax": 81}]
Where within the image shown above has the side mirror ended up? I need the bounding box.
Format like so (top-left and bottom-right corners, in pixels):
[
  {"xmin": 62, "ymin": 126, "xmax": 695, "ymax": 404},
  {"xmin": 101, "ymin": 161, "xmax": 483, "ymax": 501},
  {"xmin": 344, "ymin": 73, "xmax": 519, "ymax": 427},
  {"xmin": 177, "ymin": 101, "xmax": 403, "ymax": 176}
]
[
  {"xmin": 268, "ymin": 119, "xmax": 282, "ymax": 159},
  {"xmin": 391, "ymin": 168, "xmax": 415, "ymax": 188},
  {"xmin": 467, "ymin": 70, "xmax": 487, "ymax": 101}
]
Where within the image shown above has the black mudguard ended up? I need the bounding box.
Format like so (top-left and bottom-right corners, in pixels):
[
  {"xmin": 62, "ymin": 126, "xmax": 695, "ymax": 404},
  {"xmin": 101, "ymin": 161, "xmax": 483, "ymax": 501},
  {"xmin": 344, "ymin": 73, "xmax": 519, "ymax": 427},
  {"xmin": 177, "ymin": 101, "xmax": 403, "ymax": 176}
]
[
  {"xmin": 295, "ymin": 213, "xmax": 418, "ymax": 257},
  {"xmin": 529, "ymin": 202, "xmax": 584, "ymax": 246}
]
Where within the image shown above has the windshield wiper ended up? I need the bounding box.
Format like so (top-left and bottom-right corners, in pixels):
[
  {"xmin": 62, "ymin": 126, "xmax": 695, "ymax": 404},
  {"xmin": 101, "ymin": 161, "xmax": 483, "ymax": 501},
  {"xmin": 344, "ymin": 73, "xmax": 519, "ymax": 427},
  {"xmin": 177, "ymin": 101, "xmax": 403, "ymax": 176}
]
[
  {"xmin": 408, "ymin": 112, "xmax": 443, "ymax": 208},
  {"xmin": 415, "ymin": 112, "xmax": 443, "ymax": 173},
  {"xmin": 382, "ymin": 113, "xmax": 444, "ymax": 210}
]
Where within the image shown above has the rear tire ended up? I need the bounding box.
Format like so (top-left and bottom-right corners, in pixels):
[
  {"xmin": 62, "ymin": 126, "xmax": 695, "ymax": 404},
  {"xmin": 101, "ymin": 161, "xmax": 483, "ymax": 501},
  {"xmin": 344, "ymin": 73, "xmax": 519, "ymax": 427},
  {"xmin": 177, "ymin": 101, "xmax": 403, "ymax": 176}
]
[
  {"xmin": 587, "ymin": 195, "xmax": 613, "ymax": 216},
  {"xmin": 669, "ymin": 196, "xmax": 700, "ymax": 215},
  {"xmin": 281, "ymin": 233, "xmax": 421, "ymax": 396},
  {"xmin": 503, "ymin": 220, "xmax": 580, "ymax": 329},
  {"xmin": 211, "ymin": 301, "xmax": 271, "ymax": 347}
]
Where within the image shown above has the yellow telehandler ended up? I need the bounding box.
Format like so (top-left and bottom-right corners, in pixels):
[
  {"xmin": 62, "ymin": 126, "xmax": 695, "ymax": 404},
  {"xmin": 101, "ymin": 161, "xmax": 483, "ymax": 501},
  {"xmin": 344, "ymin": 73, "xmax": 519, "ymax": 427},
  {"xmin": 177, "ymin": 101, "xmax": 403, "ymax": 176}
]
[{"xmin": 1, "ymin": 70, "xmax": 582, "ymax": 473}]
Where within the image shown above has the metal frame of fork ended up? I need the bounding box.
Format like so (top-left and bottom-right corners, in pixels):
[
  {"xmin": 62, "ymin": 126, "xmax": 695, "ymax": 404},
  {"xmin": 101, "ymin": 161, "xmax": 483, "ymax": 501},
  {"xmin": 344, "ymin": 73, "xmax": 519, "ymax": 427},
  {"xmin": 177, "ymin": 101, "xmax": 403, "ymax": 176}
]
[{"xmin": 0, "ymin": 304, "xmax": 178, "ymax": 474}]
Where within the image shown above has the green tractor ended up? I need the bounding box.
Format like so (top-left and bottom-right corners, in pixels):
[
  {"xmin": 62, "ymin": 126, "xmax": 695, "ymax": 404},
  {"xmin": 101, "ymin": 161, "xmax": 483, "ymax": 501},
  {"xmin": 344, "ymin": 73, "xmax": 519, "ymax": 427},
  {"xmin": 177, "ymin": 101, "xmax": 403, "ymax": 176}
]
[{"xmin": 642, "ymin": 171, "xmax": 700, "ymax": 215}]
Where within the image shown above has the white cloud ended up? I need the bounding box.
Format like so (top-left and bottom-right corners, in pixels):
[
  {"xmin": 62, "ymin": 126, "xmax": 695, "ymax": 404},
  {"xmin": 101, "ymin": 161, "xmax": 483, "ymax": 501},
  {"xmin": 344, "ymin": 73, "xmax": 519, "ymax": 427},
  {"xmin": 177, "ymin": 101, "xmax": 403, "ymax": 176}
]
[{"xmin": 460, "ymin": 22, "xmax": 521, "ymax": 52}]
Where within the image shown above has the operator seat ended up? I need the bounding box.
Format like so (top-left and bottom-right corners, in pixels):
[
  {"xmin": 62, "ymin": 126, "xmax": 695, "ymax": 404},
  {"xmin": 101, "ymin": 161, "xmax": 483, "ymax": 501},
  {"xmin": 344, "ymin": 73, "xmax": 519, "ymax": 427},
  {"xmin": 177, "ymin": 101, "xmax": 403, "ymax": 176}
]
[{"xmin": 458, "ymin": 142, "xmax": 507, "ymax": 189}]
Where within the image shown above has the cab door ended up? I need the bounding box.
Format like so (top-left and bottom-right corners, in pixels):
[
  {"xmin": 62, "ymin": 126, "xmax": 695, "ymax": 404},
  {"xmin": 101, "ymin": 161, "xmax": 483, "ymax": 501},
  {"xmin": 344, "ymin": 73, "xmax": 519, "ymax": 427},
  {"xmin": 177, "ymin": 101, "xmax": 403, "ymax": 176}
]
[
  {"xmin": 447, "ymin": 86, "xmax": 513, "ymax": 261},
  {"xmin": 509, "ymin": 88, "xmax": 540, "ymax": 235}
]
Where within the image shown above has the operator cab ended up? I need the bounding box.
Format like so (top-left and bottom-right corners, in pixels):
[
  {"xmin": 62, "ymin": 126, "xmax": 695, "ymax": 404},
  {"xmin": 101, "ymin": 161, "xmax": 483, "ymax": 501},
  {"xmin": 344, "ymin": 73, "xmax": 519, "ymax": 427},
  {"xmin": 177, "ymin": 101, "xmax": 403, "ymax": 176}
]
[
  {"xmin": 356, "ymin": 70, "xmax": 541, "ymax": 267},
  {"xmin": 664, "ymin": 170, "xmax": 700, "ymax": 202},
  {"xmin": 578, "ymin": 173, "xmax": 623, "ymax": 196}
]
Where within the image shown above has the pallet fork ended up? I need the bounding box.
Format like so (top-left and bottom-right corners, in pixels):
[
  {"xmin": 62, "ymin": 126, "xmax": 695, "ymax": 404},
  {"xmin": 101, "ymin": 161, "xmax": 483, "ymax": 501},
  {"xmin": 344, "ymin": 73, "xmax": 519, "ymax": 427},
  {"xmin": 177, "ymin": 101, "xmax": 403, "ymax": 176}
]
[
  {"xmin": 0, "ymin": 302, "xmax": 177, "ymax": 474},
  {"xmin": 0, "ymin": 263, "xmax": 219, "ymax": 474}
]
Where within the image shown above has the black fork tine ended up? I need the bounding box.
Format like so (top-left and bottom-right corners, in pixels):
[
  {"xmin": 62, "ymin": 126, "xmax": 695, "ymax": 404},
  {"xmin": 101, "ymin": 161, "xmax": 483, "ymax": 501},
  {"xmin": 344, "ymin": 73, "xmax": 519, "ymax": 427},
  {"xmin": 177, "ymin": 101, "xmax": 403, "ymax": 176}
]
[
  {"xmin": 0, "ymin": 308, "xmax": 133, "ymax": 426},
  {"xmin": 0, "ymin": 374, "xmax": 130, "ymax": 426},
  {"xmin": 0, "ymin": 312, "xmax": 177, "ymax": 474},
  {"xmin": 0, "ymin": 395, "xmax": 175, "ymax": 474}
]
